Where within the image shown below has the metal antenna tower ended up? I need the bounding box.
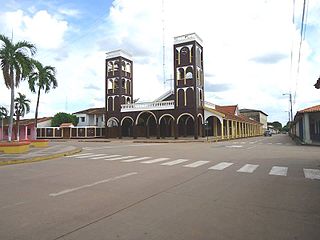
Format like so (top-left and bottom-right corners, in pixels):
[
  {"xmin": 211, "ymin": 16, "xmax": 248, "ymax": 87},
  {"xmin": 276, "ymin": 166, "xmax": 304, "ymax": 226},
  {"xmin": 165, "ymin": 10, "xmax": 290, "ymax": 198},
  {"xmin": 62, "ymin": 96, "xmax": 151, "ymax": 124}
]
[{"xmin": 162, "ymin": 0, "xmax": 166, "ymax": 88}]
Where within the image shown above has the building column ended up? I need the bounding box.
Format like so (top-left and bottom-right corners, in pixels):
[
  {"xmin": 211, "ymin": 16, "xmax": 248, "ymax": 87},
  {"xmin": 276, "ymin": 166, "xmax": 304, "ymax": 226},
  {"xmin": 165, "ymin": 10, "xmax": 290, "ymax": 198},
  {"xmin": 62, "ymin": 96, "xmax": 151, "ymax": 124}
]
[
  {"xmin": 174, "ymin": 119, "xmax": 178, "ymax": 139},
  {"xmin": 226, "ymin": 120, "xmax": 230, "ymax": 139},
  {"xmin": 194, "ymin": 118, "xmax": 199, "ymax": 140},
  {"xmin": 156, "ymin": 124, "xmax": 160, "ymax": 139},
  {"xmin": 133, "ymin": 124, "xmax": 137, "ymax": 139},
  {"xmin": 118, "ymin": 124, "xmax": 122, "ymax": 139},
  {"xmin": 221, "ymin": 120, "xmax": 224, "ymax": 139},
  {"xmin": 25, "ymin": 126, "xmax": 28, "ymax": 140},
  {"xmin": 303, "ymin": 113, "xmax": 311, "ymax": 144}
]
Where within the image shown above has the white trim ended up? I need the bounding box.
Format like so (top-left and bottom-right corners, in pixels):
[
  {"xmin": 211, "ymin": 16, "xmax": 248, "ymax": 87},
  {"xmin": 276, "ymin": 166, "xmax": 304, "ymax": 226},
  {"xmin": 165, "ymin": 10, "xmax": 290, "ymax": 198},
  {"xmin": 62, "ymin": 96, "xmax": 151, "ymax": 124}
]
[
  {"xmin": 135, "ymin": 111, "xmax": 157, "ymax": 125},
  {"xmin": 177, "ymin": 113, "xmax": 194, "ymax": 124},
  {"xmin": 159, "ymin": 114, "xmax": 175, "ymax": 124},
  {"xmin": 121, "ymin": 116, "xmax": 134, "ymax": 126},
  {"xmin": 197, "ymin": 113, "xmax": 204, "ymax": 124}
]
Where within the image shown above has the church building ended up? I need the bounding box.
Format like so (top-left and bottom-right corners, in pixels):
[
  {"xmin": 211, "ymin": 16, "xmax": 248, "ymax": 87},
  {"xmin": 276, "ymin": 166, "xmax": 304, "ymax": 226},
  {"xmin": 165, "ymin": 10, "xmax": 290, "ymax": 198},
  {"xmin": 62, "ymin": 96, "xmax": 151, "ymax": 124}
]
[{"xmin": 105, "ymin": 33, "xmax": 262, "ymax": 140}]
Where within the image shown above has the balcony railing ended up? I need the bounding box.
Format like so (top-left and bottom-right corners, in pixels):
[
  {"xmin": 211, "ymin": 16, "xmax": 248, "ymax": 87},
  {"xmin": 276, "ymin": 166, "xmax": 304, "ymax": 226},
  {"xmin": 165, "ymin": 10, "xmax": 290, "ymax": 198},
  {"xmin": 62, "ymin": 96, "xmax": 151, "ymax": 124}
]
[{"xmin": 121, "ymin": 100, "xmax": 175, "ymax": 112}]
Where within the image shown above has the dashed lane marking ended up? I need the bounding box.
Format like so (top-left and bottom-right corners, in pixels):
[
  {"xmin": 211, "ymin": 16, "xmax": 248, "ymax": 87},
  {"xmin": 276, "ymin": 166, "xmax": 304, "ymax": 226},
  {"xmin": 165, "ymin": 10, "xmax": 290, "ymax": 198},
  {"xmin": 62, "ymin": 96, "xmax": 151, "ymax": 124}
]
[
  {"xmin": 183, "ymin": 161, "xmax": 209, "ymax": 168},
  {"xmin": 208, "ymin": 162, "xmax": 234, "ymax": 170},
  {"xmin": 161, "ymin": 159, "xmax": 189, "ymax": 166},
  {"xmin": 141, "ymin": 158, "xmax": 171, "ymax": 164},
  {"xmin": 269, "ymin": 166, "xmax": 288, "ymax": 176},
  {"xmin": 91, "ymin": 155, "xmax": 121, "ymax": 159},
  {"xmin": 76, "ymin": 154, "xmax": 105, "ymax": 159},
  {"xmin": 237, "ymin": 164, "xmax": 259, "ymax": 173}
]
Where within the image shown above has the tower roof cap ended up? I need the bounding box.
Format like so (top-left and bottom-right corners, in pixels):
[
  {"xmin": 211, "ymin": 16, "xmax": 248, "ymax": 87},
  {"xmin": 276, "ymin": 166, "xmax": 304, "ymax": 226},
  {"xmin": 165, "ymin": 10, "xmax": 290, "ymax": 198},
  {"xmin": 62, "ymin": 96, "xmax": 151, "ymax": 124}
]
[
  {"xmin": 106, "ymin": 49, "xmax": 132, "ymax": 60},
  {"xmin": 174, "ymin": 33, "xmax": 203, "ymax": 45}
]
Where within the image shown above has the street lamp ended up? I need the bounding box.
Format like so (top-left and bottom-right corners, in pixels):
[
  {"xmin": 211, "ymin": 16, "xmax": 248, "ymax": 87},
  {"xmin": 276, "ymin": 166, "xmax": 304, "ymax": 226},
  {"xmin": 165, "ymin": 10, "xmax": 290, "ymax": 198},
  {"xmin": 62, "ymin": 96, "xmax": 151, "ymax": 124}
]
[{"xmin": 283, "ymin": 93, "xmax": 293, "ymax": 122}]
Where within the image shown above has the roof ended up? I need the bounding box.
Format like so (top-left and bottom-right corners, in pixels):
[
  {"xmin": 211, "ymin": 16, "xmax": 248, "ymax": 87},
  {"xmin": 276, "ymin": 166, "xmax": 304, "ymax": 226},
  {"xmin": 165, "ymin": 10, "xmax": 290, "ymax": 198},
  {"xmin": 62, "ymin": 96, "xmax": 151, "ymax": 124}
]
[
  {"xmin": 214, "ymin": 105, "xmax": 261, "ymax": 125},
  {"xmin": 216, "ymin": 105, "xmax": 238, "ymax": 115},
  {"xmin": 73, "ymin": 107, "xmax": 105, "ymax": 115},
  {"xmin": 153, "ymin": 90, "xmax": 174, "ymax": 102},
  {"xmin": 298, "ymin": 104, "xmax": 320, "ymax": 113},
  {"xmin": 240, "ymin": 108, "xmax": 268, "ymax": 116}
]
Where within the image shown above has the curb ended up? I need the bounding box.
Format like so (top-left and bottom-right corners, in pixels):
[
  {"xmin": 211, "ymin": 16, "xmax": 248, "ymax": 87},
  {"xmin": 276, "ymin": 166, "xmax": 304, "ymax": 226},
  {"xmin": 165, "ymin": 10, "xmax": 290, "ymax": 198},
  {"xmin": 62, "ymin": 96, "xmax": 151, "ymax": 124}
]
[{"xmin": 0, "ymin": 148, "xmax": 82, "ymax": 166}]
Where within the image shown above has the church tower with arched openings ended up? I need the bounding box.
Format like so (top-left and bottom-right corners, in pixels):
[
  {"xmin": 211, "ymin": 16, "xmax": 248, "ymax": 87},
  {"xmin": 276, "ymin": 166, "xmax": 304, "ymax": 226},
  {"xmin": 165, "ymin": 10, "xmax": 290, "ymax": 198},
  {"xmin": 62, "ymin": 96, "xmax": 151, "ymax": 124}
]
[
  {"xmin": 174, "ymin": 33, "xmax": 204, "ymax": 139},
  {"xmin": 105, "ymin": 50, "xmax": 133, "ymax": 128}
]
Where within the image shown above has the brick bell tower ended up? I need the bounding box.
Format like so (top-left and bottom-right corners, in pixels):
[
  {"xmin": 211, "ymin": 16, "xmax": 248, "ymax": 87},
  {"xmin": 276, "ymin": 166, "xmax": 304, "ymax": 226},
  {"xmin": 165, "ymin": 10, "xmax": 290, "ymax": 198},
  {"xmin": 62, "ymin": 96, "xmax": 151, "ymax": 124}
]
[
  {"xmin": 105, "ymin": 50, "xmax": 133, "ymax": 136},
  {"xmin": 173, "ymin": 33, "xmax": 204, "ymax": 139}
]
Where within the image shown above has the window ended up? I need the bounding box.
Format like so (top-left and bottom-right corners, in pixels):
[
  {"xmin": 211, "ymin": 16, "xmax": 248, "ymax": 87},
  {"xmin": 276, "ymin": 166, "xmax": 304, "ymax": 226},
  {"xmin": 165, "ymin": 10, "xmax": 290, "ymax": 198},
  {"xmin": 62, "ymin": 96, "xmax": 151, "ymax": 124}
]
[
  {"xmin": 27, "ymin": 128, "xmax": 31, "ymax": 135},
  {"xmin": 81, "ymin": 117, "xmax": 85, "ymax": 122}
]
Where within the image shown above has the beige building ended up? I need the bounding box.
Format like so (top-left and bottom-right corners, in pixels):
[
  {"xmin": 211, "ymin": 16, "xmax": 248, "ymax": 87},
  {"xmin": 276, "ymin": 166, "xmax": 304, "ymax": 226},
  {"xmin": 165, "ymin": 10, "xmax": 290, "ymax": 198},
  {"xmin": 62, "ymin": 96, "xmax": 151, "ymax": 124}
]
[{"xmin": 239, "ymin": 109, "xmax": 268, "ymax": 134}]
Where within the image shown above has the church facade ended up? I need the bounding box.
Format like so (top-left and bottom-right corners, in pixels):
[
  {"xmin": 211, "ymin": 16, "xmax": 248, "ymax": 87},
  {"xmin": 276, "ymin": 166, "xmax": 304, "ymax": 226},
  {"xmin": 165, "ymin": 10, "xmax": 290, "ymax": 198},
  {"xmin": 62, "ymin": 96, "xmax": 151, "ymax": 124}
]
[{"xmin": 105, "ymin": 33, "xmax": 262, "ymax": 140}]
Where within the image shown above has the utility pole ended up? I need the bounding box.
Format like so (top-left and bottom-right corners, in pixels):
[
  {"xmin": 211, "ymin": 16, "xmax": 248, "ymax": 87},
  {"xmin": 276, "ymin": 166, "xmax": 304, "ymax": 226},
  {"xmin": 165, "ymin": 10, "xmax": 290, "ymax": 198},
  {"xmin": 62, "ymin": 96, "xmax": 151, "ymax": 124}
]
[{"xmin": 283, "ymin": 93, "xmax": 293, "ymax": 122}]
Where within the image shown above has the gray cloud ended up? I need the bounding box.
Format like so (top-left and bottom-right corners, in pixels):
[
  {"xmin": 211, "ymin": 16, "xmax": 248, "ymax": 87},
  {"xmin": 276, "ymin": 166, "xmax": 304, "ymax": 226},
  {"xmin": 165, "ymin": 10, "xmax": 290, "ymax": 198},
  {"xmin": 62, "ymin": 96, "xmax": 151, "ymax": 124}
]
[
  {"xmin": 250, "ymin": 53, "xmax": 288, "ymax": 64},
  {"xmin": 205, "ymin": 82, "xmax": 231, "ymax": 92}
]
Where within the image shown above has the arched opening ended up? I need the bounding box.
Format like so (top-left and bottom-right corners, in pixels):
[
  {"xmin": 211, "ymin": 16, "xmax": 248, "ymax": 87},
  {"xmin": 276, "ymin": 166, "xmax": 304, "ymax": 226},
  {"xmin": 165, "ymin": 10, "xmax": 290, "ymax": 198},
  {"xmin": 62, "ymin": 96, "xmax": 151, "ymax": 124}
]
[
  {"xmin": 177, "ymin": 68, "xmax": 184, "ymax": 81},
  {"xmin": 159, "ymin": 115, "xmax": 175, "ymax": 138},
  {"xmin": 180, "ymin": 47, "xmax": 190, "ymax": 65},
  {"xmin": 126, "ymin": 80, "xmax": 131, "ymax": 94},
  {"xmin": 178, "ymin": 89, "xmax": 184, "ymax": 107},
  {"xmin": 205, "ymin": 116, "xmax": 222, "ymax": 137},
  {"xmin": 121, "ymin": 117, "xmax": 133, "ymax": 137},
  {"xmin": 186, "ymin": 88, "xmax": 194, "ymax": 107},
  {"xmin": 177, "ymin": 114, "xmax": 195, "ymax": 137},
  {"xmin": 136, "ymin": 111, "xmax": 157, "ymax": 138},
  {"xmin": 198, "ymin": 114, "xmax": 203, "ymax": 137},
  {"xmin": 114, "ymin": 96, "xmax": 120, "ymax": 112},
  {"xmin": 186, "ymin": 67, "xmax": 193, "ymax": 79},
  {"xmin": 107, "ymin": 117, "xmax": 119, "ymax": 138},
  {"xmin": 108, "ymin": 97, "xmax": 113, "ymax": 112}
]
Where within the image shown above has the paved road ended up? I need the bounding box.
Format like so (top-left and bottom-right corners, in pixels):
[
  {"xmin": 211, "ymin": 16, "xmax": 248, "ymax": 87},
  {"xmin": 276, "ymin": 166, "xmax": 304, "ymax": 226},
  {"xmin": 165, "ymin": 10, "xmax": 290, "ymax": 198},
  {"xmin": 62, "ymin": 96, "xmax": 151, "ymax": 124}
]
[{"xmin": 0, "ymin": 135, "xmax": 319, "ymax": 240}]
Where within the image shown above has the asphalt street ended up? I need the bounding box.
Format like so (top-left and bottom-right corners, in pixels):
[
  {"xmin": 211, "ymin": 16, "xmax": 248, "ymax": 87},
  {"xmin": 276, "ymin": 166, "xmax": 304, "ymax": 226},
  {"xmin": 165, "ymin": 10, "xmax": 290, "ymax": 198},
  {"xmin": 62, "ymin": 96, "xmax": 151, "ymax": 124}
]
[{"xmin": 0, "ymin": 134, "xmax": 319, "ymax": 240}]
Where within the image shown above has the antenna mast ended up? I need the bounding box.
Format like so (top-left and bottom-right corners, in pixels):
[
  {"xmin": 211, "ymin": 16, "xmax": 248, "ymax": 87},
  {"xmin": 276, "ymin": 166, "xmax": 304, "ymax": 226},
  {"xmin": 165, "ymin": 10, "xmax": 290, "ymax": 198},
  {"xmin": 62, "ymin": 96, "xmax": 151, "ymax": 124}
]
[{"xmin": 162, "ymin": 0, "xmax": 166, "ymax": 88}]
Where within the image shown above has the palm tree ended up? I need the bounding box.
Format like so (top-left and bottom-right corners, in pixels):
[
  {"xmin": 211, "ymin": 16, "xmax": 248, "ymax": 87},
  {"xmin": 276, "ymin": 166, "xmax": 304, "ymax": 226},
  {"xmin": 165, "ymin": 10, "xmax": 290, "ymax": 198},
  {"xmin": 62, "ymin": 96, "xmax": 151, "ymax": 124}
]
[
  {"xmin": 28, "ymin": 60, "xmax": 57, "ymax": 139},
  {"xmin": 0, "ymin": 34, "xmax": 36, "ymax": 142},
  {"xmin": 14, "ymin": 93, "xmax": 31, "ymax": 141},
  {"xmin": 0, "ymin": 106, "xmax": 8, "ymax": 141}
]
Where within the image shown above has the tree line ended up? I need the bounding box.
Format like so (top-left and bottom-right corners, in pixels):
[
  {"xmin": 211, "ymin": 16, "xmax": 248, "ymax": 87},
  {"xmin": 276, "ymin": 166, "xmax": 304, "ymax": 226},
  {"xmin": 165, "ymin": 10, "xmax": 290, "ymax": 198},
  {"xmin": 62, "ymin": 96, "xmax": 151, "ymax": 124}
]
[{"xmin": 0, "ymin": 34, "xmax": 57, "ymax": 142}]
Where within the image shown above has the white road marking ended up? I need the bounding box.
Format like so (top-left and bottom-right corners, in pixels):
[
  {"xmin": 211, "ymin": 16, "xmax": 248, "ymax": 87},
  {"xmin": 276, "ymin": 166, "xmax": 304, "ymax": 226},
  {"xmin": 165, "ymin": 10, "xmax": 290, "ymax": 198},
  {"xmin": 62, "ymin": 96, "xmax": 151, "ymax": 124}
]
[
  {"xmin": 183, "ymin": 161, "xmax": 209, "ymax": 168},
  {"xmin": 0, "ymin": 201, "xmax": 26, "ymax": 210},
  {"xmin": 303, "ymin": 169, "xmax": 320, "ymax": 180},
  {"xmin": 76, "ymin": 154, "xmax": 105, "ymax": 159},
  {"xmin": 66, "ymin": 153, "xmax": 92, "ymax": 158},
  {"xmin": 84, "ymin": 143, "xmax": 166, "ymax": 151},
  {"xmin": 267, "ymin": 143, "xmax": 273, "ymax": 145},
  {"xmin": 209, "ymin": 162, "xmax": 234, "ymax": 170},
  {"xmin": 247, "ymin": 146, "xmax": 256, "ymax": 150},
  {"xmin": 269, "ymin": 166, "xmax": 288, "ymax": 176},
  {"xmin": 49, "ymin": 172, "xmax": 138, "ymax": 197},
  {"xmin": 237, "ymin": 164, "xmax": 259, "ymax": 173},
  {"xmin": 161, "ymin": 159, "xmax": 189, "ymax": 166},
  {"xmin": 122, "ymin": 157, "xmax": 152, "ymax": 162},
  {"xmin": 226, "ymin": 145, "xmax": 243, "ymax": 148},
  {"xmin": 104, "ymin": 156, "xmax": 136, "ymax": 161},
  {"xmin": 276, "ymin": 143, "xmax": 283, "ymax": 145},
  {"xmin": 141, "ymin": 158, "xmax": 170, "ymax": 164},
  {"xmin": 91, "ymin": 155, "xmax": 121, "ymax": 159}
]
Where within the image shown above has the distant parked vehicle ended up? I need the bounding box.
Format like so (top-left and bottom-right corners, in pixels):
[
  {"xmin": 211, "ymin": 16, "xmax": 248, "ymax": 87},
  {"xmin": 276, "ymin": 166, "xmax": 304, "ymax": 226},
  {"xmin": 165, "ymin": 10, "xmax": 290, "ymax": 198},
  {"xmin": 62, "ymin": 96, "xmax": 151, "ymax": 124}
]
[{"xmin": 264, "ymin": 130, "xmax": 272, "ymax": 136}]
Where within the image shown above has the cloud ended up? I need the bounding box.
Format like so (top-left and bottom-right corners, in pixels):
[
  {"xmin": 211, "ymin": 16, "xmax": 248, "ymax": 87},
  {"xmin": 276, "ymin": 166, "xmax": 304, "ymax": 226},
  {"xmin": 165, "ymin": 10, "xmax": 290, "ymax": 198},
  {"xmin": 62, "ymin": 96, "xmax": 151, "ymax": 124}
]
[
  {"xmin": 58, "ymin": 8, "xmax": 81, "ymax": 17},
  {"xmin": 84, "ymin": 84, "xmax": 100, "ymax": 90},
  {"xmin": 250, "ymin": 53, "xmax": 288, "ymax": 64},
  {"xmin": 205, "ymin": 83, "xmax": 232, "ymax": 92}
]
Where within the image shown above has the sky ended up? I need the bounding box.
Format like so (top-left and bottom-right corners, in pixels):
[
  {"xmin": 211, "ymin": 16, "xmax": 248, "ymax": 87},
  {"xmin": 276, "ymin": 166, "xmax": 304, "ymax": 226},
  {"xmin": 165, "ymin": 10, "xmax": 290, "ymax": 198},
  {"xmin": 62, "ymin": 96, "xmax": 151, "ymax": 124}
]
[{"xmin": 0, "ymin": 0, "xmax": 319, "ymax": 125}]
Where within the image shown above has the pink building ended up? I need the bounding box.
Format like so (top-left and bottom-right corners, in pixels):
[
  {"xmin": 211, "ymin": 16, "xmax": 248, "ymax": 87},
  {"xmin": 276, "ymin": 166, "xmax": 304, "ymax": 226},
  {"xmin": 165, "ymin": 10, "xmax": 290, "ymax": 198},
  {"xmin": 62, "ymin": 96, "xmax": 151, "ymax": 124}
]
[{"xmin": 0, "ymin": 117, "xmax": 52, "ymax": 141}]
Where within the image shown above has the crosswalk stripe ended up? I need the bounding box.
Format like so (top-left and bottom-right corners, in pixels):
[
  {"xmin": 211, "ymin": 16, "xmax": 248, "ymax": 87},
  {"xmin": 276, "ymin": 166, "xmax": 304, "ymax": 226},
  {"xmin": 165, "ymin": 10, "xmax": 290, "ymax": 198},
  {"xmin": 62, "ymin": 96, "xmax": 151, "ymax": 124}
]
[
  {"xmin": 141, "ymin": 158, "xmax": 170, "ymax": 164},
  {"xmin": 76, "ymin": 154, "xmax": 105, "ymax": 159},
  {"xmin": 161, "ymin": 159, "xmax": 189, "ymax": 166},
  {"xmin": 184, "ymin": 161, "xmax": 209, "ymax": 168},
  {"xmin": 237, "ymin": 164, "xmax": 259, "ymax": 173},
  {"xmin": 209, "ymin": 162, "xmax": 234, "ymax": 170},
  {"xmin": 104, "ymin": 156, "xmax": 136, "ymax": 161},
  {"xmin": 269, "ymin": 166, "xmax": 288, "ymax": 176},
  {"xmin": 122, "ymin": 157, "xmax": 152, "ymax": 162},
  {"xmin": 91, "ymin": 155, "xmax": 121, "ymax": 159},
  {"xmin": 66, "ymin": 153, "xmax": 92, "ymax": 158},
  {"xmin": 303, "ymin": 169, "xmax": 320, "ymax": 180}
]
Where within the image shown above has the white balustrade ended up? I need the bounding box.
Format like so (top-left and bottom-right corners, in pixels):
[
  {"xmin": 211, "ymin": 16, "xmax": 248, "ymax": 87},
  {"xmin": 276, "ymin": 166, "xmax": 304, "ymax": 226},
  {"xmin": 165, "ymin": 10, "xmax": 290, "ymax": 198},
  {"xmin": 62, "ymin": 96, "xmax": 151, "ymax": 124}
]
[
  {"xmin": 204, "ymin": 101, "xmax": 216, "ymax": 109},
  {"xmin": 121, "ymin": 100, "xmax": 175, "ymax": 112}
]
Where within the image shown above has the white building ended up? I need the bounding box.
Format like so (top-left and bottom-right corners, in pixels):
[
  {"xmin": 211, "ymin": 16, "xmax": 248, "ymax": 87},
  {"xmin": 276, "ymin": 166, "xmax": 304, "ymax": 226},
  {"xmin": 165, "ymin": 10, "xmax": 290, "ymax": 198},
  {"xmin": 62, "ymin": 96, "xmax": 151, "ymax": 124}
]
[{"xmin": 73, "ymin": 107, "xmax": 105, "ymax": 127}]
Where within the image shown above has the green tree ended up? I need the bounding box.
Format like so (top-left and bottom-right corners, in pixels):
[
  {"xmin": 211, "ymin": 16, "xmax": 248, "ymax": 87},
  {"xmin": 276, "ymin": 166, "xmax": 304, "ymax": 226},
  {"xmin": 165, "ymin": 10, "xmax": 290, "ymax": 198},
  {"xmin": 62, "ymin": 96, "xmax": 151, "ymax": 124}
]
[
  {"xmin": 267, "ymin": 121, "xmax": 282, "ymax": 131},
  {"xmin": 14, "ymin": 93, "xmax": 31, "ymax": 141},
  {"xmin": 28, "ymin": 60, "xmax": 57, "ymax": 139},
  {"xmin": 51, "ymin": 112, "xmax": 78, "ymax": 127},
  {"xmin": 0, "ymin": 34, "xmax": 36, "ymax": 142},
  {"xmin": 0, "ymin": 106, "xmax": 8, "ymax": 141}
]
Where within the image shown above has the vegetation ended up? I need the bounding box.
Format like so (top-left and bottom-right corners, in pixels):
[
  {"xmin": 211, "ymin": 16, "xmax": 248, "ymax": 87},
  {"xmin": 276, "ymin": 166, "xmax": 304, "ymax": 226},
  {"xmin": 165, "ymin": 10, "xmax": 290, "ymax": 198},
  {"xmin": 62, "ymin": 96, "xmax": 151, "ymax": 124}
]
[
  {"xmin": 14, "ymin": 93, "xmax": 31, "ymax": 141},
  {"xmin": 0, "ymin": 34, "xmax": 36, "ymax": 141},
  {"xmin": 0, "ymin": 106, "xmax": 8, "ymax": 141},
  {"xmin": 28, "ymin": 60, "xmax": 57, "ymax": 139},
  {"xmin": 51, "ymin": 112, "xmax": 78, "ymax": 127},
  {"xmin": 268, "ymin": 121, "xmax": 282, "ymax": 132}
]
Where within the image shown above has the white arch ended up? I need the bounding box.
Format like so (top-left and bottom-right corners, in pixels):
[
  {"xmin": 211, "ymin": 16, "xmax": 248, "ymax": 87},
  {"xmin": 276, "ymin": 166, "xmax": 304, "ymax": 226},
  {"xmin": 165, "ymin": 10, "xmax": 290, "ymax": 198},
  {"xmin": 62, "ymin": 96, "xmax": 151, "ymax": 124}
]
[
  {"xmin": 135, "ymin": 111, "xmax": 157, "ymax": 125},
  {"xmin": 177, "ymin": 113, "xmax": 194, "ymax": 124},
  {"xmin": 107, "ymin": 117, "xmax": 119, "ymax": 127},
  {"xmin": 158, "ymin": 114, "xmax": 175, "ymax": 124},
  {"xmin": 121, "ymin": 116, "xmax": 134, "ymax": 126},
  {"xmin": 197, "ymin": 113, "xmax": 204, "ymax": 124}
]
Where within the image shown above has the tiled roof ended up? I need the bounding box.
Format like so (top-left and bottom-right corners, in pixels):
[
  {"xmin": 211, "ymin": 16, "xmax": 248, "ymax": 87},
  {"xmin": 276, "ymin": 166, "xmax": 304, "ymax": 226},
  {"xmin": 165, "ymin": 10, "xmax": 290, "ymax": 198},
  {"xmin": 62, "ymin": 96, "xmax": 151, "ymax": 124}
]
[
  {"xmin": 73, "ymin": 107, "xmax": 105, "ymax": 115},
  {"xmin": 2, "ymin": 117, "xmax": 52, "ymax": 126},
  {"xmin": 216, "ymin": 105, "xmax": 237, "ymax": 115},
  {"xmin": 298, "ymin": 104, "xmax": 320, "ymax": 113}
]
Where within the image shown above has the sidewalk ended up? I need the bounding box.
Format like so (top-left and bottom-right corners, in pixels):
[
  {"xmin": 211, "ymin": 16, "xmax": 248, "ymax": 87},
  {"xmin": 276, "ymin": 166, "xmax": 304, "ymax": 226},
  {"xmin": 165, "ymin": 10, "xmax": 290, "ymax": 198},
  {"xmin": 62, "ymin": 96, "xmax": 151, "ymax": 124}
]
[{"xmin": 0, "ymin": 142, "xmax": 81, "ymax": 166}]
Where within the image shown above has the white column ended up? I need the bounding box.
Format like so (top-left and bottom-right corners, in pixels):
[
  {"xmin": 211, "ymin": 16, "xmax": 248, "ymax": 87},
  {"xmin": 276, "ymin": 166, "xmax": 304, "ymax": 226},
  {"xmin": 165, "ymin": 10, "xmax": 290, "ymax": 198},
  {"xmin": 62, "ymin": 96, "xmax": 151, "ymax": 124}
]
[{"xmin": 303, "ymin": 113, "xmax": 311, "ymax": 144}]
